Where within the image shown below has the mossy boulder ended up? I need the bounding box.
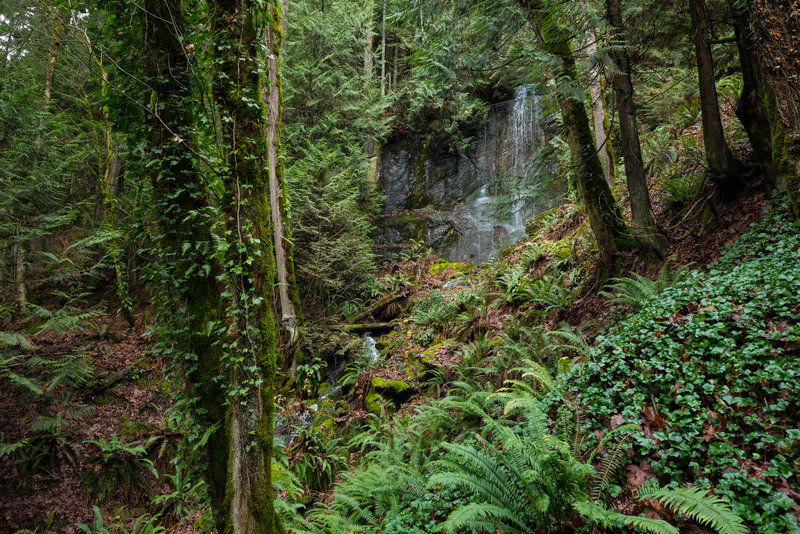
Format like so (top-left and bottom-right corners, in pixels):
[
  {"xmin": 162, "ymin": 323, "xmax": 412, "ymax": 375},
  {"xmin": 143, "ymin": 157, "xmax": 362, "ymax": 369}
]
[
  {"xmin": 365, "ymin": 390, "xmax": 391, "ymax": 416},
  {"xmin": 370, "ymin": 376, "xmax": 414, "ymax": 407},
  {"xmin": 429, "ymin": 261, "xmax": 474, "ymax": 276},
  {"xmin": 313, "ymin": 417, "xmax": 335, "ymax": 436},
  {"xmin": 334, "ymin": 400, "xmax": 349, "ymax": 417}
]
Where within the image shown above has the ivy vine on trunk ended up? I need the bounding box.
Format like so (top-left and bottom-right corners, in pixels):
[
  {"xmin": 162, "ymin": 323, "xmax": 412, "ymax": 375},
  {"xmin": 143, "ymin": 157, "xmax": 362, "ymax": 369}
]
[{"xmin": 210, "ymin": 0, "xmax": 285, "ymax": 531}]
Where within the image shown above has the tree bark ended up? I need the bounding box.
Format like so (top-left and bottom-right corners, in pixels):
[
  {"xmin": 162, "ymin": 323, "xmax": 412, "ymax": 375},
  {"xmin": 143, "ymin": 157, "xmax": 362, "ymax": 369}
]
[
  {"xmin": 12, "ymin": 240, "xmax": 26, "ymax": 308},
  {"xmin": 689, "ymin": 0, "xmax": 744, "ymax": 190},
  {"xmin": 584, "ymin": 29, "xmax": 613, "ymax": 184},
  {"xmin": 523, "ymin": 4, "xmax": 632, "ymax": 269},
  {"xmin": 140, "ymin": 1, "xmax": 230, "ymax": 530},
  {"xmin": 260, "ymin": 12, "xmax": 303, "ymax": 379},
  {"xmin": 211, "ymin": 1, "xmax": 284, "ymax": 532},
  {"xmin": 731, "ymin": 1, "xmax": 781, "ymax": 189},
  {"xmin": 606, "ymin": 0, "xmax": 667, "ymax": 260},
  {"xmin": 42, "ymin": 3, "xmax": 62, "ymax": 108}
]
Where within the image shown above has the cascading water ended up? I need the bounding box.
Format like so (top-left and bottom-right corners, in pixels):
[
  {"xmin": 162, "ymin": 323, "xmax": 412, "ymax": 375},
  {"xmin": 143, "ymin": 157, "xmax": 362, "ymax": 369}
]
[
  {"xmin": 363, "ymin": 333, "xmax": 380, "ymax": 362},
  {"xmin": 444, "ymin": 85, "xmax": 559, "ymax": 262},
  {"xmin": 376, "ymin": 84, "xmax": 563, "ymax": 264}
]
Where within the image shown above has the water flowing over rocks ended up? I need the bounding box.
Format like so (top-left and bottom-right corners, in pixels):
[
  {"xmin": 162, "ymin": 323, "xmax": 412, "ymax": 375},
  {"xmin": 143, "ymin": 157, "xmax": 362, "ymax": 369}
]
[{"xmin": 375, "ymin": 85, "xmax": 565, "ymax": 263}]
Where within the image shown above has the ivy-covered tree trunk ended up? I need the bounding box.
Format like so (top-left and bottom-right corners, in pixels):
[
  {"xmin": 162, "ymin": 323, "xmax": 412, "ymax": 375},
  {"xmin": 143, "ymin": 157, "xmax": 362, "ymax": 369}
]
[
  {"xmin": 689, "ymin": 0, "xmax": 745, "ymax": 190},
  {"xmin": 139, "ymin": 0, "xmax": 230, "ymax": 530},
  {"xmin": 606, "ymin": 0, "xmax": 667, "ymax": 260},
  {"xmin": 523, "ymin": 2, "xmax": 632, "ymax": 269},
  {"xmin": 210, "ymin": 1, "xmax": 284, "ymax": 531}
]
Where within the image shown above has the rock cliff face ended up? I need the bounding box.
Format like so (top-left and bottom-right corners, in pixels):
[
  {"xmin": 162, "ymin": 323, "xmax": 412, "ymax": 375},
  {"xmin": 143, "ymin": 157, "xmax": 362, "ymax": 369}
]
[{"xmin": 375, "ymin": 86, "xmax": 565, "ymax": 263}]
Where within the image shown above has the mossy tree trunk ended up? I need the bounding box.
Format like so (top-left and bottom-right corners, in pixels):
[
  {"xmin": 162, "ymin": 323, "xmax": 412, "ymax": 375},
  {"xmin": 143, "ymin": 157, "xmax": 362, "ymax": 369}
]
[
  {"xmin": 259, "ymin": 22, "xmax": 304, "ymax": 381},
  {"xmin": 749, "ymin": 0, "xmax": 800, "ymax": 216},
  {"xmin": 731, "ymin": 2, "xmax": 781, "ymax": 189},
  {"xmin": 584, "ymin": 27, "xmax": 613, "ymax": 184},
  {"xmin": 689, "ymin": 0, "xmax": 746, "ymax": 191},
  {"xmin": 606, "ymin": 0, "xmax": 667, "ymax": 261},
  {"xmin": 522, "ymin": 1, "xmax": 632, "ymax": 269},
  {"xmin": 140, "ymin": 0, "xmax": 230, "ymax": 530},
  {"xmin": 210, "ymin": 1, "xmax": 283, "ymax": 532}
]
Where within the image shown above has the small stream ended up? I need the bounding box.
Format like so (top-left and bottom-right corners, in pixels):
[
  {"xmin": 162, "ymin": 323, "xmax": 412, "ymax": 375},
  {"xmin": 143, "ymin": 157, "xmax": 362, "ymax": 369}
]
[{"xmin": 275, "ymin": 332, "xmax": 382, "ymax": 445}]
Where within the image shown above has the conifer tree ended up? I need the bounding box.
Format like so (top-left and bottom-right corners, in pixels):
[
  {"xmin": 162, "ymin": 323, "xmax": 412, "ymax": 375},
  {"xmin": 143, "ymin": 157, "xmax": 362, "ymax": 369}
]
[
  {"xmin": 605, "ymin": 0, "xmax": 667, "ymax": 260},
  {"xmin": 521, "ymin": 0, "xmax": 632, "ymax": 269},
  {"xmin": 688, "ymin": 0, "xmax": 746, "ymax": 190}
]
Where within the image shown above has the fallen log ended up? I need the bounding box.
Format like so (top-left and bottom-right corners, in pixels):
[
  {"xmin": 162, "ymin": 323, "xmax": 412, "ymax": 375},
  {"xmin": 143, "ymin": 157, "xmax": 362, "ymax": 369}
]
[
  {"xmin": 345, "ymin": 291, "xmax": 407, "ymax": 324},
  {"xmin": 333, "ymin": 323, "xmax": 397, "ymax": 334},
  {"xmin": 85, "ymin": 366, "xmax": 132, "ymax": 397}
]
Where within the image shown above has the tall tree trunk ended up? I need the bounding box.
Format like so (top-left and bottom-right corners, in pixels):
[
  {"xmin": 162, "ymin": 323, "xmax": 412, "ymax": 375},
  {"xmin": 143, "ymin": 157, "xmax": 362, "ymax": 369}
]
[
  {"xmin": 140, "ymin": 1, "xmax": 230, "ymax": 531},
  {"xmin": 12, "ymin": 240, "xmax": 26, "ymax": 308},
  {"xmin": 748, "ymin": 0, "xmax": 800, "ymax": 216},
  {"xmin": 526, "ymin": 9, "xmax": 632, "ymax": 270},
  {"xmin": 606, "ymin": 0, "xmax": 667, "ymax": 260},
  {"xmin": 689, "ymin": 0, "xmax": 744, "ymax": 190},
  {"xmin": 584, "ymin": 28, "xmax": 613, "ymax": 183},
  {"xmin": 211, "ymin": 1, "xmax": 283, "ymax": 532},
  {"xmin": 260, "ymin": 16, "xmax": 303, "ymax": 379},
  {"xmin": 731, "ymin": 2, "xmax": 781, "ymax": 189},
  {"xmin": 42, "ymin": 3, "xmax": 62, "ymax": 108},
  {"xmin": 380, "ymin": 0, "xmax": 386, "ymax": 97},
  {"xmin": 364, "ymin": 2, "xmax": 374, "ymax": 79}
]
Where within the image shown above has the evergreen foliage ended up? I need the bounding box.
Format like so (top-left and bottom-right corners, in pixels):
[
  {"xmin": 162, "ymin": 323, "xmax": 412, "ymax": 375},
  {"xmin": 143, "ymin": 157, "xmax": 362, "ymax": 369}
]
[{"xmin": 283, "ymin": 0, "xmax": 389, "ymax": 314}]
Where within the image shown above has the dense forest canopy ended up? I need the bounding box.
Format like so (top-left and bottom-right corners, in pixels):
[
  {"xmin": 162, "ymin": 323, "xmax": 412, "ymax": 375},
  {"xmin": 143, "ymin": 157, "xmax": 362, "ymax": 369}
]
[{"xmin": 0, "ymin": 0, "xmax": 799, "ymax": 533}]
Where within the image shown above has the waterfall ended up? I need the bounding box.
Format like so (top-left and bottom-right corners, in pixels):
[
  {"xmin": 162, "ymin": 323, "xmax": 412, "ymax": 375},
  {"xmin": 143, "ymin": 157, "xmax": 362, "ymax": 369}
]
[
  {"xmin": 507, "ymin": 84, "xmax": 537, "ymax": 178},
  {"xmin": 363, "ymin": 333, "xmax": 380, "ymax": 362},
  {"xmin": 376, "ymin": 84, "xmax": 564, "ymax": 264}
]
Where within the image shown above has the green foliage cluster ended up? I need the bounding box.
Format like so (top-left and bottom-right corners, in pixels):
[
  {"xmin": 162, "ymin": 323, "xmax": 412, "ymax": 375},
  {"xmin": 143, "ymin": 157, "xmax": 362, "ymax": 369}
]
[
  {"xmin": 561, "ymin": 200, "xmax": 800, "ymax": 532},
  {"xmin": 290, "ymin": 360, "xmax": 745, "ymax": 534},
  {"xmin": 599, "ymin": 256, "xmax": 694, "ymax": 311},
  {"xmin": 282, "ymin": 0, "xmax": 390, "ymax": 315},
  {"xmin": 82, "ymin": 435, "xmax": 159, "ymax": 501}
]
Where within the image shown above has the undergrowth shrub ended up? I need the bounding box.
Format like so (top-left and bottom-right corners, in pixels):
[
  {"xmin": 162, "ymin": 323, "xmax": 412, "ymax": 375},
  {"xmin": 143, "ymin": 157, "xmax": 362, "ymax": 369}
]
[{"xmin": 83, "ymin": 435, "xmax": 159, "ymax": 501}]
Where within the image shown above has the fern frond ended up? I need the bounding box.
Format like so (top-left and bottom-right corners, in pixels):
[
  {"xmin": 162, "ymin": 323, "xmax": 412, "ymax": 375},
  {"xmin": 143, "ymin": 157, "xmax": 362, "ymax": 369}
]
[
  {"xmin": 574, "ymin": 500, "xmax": 679, "ymax": 534},
  {"xmin": 0, "ymin": 438, "xmax": 29, "ymax": 457},
  {"xmin": 4, "ymin": 370, "xmax": 43, "ymax": 395},
  {"xmin": 590, "ymin": 427, "xmax": 637, "ymax": 503},
  {"xmin": 0, "ymin": 331, "xmax": 32, "ymax": 349},
  {"xmin": 441, "ymin": 502, "xmax": 526, "ymax": 534},
  {"xmin": 637, "ymin": 485, "xmax": 748, "ymax": 534}
]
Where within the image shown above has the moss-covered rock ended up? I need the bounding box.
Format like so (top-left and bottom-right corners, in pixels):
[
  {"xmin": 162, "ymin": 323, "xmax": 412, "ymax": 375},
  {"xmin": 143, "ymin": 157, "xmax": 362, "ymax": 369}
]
[
  {"xmin": 429, "ymin": 261, "xmax": 474, "ymax": 276},
  {"xmin": 334, "ymin": 400, "xmax": 349, "ymax": 417},
  {"xmin": 370, "ymin": 376, "xmax": 414, "ymax": 408},
  {"xmin": 365, "ymin": 390, "xmax": 391, "ymax": 416}
]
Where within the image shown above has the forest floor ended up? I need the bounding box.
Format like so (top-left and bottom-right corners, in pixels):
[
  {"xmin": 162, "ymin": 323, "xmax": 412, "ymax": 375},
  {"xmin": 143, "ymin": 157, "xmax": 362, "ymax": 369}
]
[{"xmin": 0, "ymin": 179, "xmax": 774, "ymax": 532}]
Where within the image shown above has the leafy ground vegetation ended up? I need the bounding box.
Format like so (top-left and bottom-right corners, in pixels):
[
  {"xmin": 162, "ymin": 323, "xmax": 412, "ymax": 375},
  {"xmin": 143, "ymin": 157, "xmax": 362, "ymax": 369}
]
[
  {"xmin": 2, "ymin": 0, "xmax": 800, "ymax": 532},
  {"xmin": 4, "ymin": 191, "xmax": 796, "ymax": 533}
]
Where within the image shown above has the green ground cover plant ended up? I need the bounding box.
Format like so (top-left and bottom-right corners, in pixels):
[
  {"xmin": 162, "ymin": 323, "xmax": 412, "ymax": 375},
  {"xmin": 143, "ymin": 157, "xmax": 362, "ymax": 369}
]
[{"xmin": 559, "ymin": 199, "xmax": 800, "ymax": 532}]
